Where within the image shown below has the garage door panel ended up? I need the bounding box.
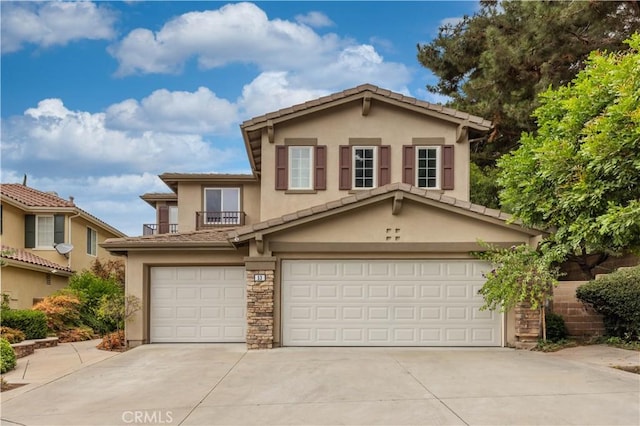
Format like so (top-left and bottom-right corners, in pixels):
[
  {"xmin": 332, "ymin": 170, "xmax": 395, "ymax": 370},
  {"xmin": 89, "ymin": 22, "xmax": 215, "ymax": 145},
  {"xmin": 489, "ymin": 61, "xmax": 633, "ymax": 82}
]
[
  {"xmin": 282, "ymin": 260, "xmax": 501, "ymax": 347},
  {"xmin": 150, "ymin": 266, "xmax": 246, "ymax": 343}
]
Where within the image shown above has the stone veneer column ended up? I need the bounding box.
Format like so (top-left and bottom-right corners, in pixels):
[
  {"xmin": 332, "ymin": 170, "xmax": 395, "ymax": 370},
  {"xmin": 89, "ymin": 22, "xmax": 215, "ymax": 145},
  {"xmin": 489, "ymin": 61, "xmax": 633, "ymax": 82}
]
[
  {"xmin": 245, "ymin": 257, "xmax": 276, "ymax": 350},
  {"xmin": 514, "ymin": 301, "xmax": 541, "ymax": 349}
]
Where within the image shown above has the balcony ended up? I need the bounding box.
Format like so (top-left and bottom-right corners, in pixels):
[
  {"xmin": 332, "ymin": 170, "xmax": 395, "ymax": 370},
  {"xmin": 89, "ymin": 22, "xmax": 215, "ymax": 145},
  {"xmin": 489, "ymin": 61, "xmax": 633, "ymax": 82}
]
[
  {"xmin": 196, "ymin": 211, "xmax": 245, "ymax": 230},
  {"xmin": 143, "ymin": 223, "xmax": 178, "ymax": 235}
]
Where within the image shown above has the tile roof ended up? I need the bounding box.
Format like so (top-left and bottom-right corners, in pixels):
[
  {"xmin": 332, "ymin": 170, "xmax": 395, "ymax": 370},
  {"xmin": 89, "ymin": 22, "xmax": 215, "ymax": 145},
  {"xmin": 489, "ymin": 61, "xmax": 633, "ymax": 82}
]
[
  {"xmin": 241, "ymin": 83, "xmax": 493, "ymax": 129},
  {"xmin": 228, "ymin": 183, "xmax": 543, "ymax": 240},
  {"xmin": 0, "ymin": 184, "xmax": 75, "ymax": 207},
  {"xmin": 1, "ymin": 245, "xmax": 73, "ymax": 273},
  {"xmin": 102, "ymin": 228, "xmax": 236, "ymax": 248},
  {"xmin": 1, "ymin": 183, "xmax": 127, "ymax": 238}
]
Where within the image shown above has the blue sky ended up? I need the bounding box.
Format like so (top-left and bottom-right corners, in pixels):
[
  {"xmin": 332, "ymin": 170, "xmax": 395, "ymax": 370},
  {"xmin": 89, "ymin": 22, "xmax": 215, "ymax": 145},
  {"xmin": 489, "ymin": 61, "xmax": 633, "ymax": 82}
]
[{"xmin": 1, "ymin": 1, "xmax": 480, "ymax": 236}]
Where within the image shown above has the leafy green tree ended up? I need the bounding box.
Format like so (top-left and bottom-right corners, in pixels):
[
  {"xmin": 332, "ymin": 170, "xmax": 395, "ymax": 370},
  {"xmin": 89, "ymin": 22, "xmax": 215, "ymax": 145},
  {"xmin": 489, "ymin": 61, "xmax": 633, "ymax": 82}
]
[
  {"xmin": 418, "ymin": 0, "xmax": 640, "ymax": 165},
  {"xmin": 470, "ymin": 163, "xmax": 501, "ymax": 210},
  {"xmin": 474, "ymin": 241, "xmax": 564, "ymax": 340},
  {"xmin": 498, "ymin": 34, "xmax": 640, "ymax": 278}
]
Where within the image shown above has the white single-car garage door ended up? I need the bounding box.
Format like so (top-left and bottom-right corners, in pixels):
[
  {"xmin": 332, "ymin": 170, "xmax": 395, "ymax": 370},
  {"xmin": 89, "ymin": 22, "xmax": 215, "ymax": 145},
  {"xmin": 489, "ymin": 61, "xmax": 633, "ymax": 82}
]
[
  {"xmin": 282, "ymin": 260, "xmax": 501, "ymax": 347},
  {"xmin": 150, "ymin": 266, "xmax": 246, "ymax": 343}
]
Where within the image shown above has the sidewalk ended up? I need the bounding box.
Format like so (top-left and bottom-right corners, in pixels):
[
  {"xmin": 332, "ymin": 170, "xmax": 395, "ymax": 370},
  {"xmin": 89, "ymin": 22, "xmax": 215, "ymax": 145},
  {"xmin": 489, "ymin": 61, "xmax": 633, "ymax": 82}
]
[
  {"xmin": 546, "ymin": 343, "xmax": 640, "ymax": 369},
  {"xmin": 1, "ymin": 339, "xmax": 121, "ymax": 401}
]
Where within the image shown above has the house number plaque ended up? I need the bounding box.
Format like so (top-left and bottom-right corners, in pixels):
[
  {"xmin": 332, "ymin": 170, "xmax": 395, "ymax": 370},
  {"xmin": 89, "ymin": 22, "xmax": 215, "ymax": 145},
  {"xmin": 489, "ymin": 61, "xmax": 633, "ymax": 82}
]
[{"xmin": 254, "ymin": 274, "xmax": 267, "ymax": 282}]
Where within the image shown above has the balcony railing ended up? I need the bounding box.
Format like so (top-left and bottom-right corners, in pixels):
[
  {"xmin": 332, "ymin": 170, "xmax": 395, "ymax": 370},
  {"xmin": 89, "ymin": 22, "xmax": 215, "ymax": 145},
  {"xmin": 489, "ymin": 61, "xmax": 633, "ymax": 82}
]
[
  {"xmin": 143, "ymin": 223, "xmax": 178, "ymax": 235},
  {"xmin": 196, "ymin": 211, "xmax": 245, "ymax": 229}
]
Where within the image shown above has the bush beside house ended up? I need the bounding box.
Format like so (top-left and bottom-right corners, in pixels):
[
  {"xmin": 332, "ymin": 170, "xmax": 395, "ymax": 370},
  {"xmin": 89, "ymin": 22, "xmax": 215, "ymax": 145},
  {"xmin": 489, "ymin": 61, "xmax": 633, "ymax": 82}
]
[
  {"xmin": 576, "ymin": 266, "xmax": 640, "ymax": 341},
  {"xmin": 0, "ymin": 310, "xmax": 48, "ymax": 340},
  {"xmin": 0, "ymin": 338, "xmax": 17, "ymax": 373}
]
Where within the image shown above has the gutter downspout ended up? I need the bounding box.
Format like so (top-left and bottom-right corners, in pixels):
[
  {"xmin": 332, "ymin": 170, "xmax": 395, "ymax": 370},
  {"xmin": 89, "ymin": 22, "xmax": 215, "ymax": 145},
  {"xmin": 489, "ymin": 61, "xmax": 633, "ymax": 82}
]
[{"xmin": 67, "ymin": 209, "xmax": 81, "ymax": 270}]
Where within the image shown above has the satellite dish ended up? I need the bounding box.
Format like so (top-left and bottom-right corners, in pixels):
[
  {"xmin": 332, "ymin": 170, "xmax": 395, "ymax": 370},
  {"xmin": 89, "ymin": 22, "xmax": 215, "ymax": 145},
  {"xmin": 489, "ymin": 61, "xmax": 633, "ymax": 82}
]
[{"xmin": 54, "ymin": 243, "xmax": 74, "ymax": 255}]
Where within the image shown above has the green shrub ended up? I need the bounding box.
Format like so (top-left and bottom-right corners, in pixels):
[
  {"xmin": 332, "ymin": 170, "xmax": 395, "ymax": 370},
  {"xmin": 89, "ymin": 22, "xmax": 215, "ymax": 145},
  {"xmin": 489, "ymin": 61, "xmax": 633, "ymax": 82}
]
[
  {"xmin": 576, "ymin": 266, "xmax": 640, "ymax": 340},
  {"xmin": 545, "ymin": 312, "xmax": 568, "ymax": 342},
  {"xmin": 68, "ymin": 272, "xmax": 123, "ymax": 335},
  {"xmin": 0, "ymin": 326, "xmax": 26, "ymax": 343},
  {"xmin": 1, "ymin": 309, "xmax": 48, "ymax": 339},
  {"xmin": 0, "ymin": 337, "xmax": 17, "ymax": 374}
]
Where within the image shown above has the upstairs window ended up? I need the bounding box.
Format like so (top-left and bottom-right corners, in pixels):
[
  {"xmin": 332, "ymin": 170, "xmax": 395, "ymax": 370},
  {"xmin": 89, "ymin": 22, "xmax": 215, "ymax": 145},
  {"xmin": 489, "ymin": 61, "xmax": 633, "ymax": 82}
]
[
  {"xmin": 416, "ymin": 146, "xmax": 440, "ymax": 189},
  {"xmin": 204, "ymin": 188, "xmax": 240, "ymax": 224},
  {"xmin": 339, "ymin": 145, "xmax": 390, "ymax": 190},
  {"xmin": 87, "ymin": 227, "xmax": 97, "ymax": 256},
  {"xmin": 289, "ymin": 146, "xmax": 313, "ymax": 190},
  {"xmin": 402, "ymin": 145, "xmax": 454, "ymax": 190},
  {"xmin": 275, "ymin": 144, "xmax": 326, "ymax": 191},
  {"xmin": 25, "ymin": 214, "xmax": 65, "ymax": 249}
]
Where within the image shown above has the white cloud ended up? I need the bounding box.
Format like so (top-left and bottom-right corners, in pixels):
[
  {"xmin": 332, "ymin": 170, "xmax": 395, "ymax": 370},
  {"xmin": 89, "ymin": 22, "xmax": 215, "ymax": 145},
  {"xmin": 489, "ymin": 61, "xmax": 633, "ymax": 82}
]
[
  {"xmin": 106, "ymin": 87, "xmax": 238, "ymax": 134},
  {"xmin": 439, "ymin": 16, "xmax": 465, "ymax": 28},
  {"xmin": 1, "ymin": 1, "xmax": 116, "ymax": 54},
  {"xmin": 109, "ymin": 2, "xmax": 339, "ymax": 76},
  {"xmin": 295, "ymin": 11, "xmax": 334, "ymax": 28},
  {"xmin": 1, "ymin": 97, "xmax": 242, "ymax": 177}
]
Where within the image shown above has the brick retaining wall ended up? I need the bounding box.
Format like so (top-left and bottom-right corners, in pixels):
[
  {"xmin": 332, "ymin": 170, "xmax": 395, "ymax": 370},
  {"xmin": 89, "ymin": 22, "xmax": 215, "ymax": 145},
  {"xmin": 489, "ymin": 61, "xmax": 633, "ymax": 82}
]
[{"xmin": 552, "ymin": 281, "xmax": 605, "ymax": 338}]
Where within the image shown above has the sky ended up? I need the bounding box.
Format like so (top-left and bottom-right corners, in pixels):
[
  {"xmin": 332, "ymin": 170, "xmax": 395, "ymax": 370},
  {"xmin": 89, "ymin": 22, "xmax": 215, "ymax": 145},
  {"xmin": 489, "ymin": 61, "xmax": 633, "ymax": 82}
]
[{"xmin": 1, "ymin": 1, "xmax": 481, "ymax": 237}]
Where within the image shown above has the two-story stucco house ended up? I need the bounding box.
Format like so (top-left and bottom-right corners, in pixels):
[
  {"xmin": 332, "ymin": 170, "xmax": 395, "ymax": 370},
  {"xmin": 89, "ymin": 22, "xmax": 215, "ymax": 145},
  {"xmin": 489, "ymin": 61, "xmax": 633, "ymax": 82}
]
[
  {"xmin": 103, "ymin": 84, "xmax": 544, "ymax": 349},
  {"xmin": 1, "ymin": 184, "xmax": 127, "ymax": 309}
]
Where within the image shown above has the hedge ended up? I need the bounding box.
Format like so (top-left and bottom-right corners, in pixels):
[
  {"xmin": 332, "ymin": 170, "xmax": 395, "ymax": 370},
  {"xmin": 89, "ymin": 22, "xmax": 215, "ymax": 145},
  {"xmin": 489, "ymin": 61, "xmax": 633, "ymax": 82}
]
[
  {"xmin": 1, "ymin": 337, "xmax": 17, "ymax": 374},
  {"xmin": 1, "ymin": 310, "xmax": 48, "ymax": 339},
  {"xmin": 576, "ymin": 266, "xmax": 640, "ymax": 340}
]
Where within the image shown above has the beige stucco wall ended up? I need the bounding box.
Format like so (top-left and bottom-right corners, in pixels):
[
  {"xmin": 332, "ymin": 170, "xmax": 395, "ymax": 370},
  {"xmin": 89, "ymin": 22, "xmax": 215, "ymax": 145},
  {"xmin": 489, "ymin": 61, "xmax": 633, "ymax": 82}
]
[
  {"xmin": 2, "ymin": 203, "xmax": 25, "ymax": 248},
  {"xmin": 175, "ymin": 181, "xmax": 261, "ymax": 232},
  {"xmin": 1, "ymin": 266, "xmax": 68, "ymax": 309},
  {"xmin": 259, "ymin": 100, "xmax": 471, "ymax": 221},
  {"xmin": 124, "ymin": 248, "xmax": 249, "ymax": 346},
  {"xmin": 266, "ymin": 200, "xmax": 530, "ymax": 246}
]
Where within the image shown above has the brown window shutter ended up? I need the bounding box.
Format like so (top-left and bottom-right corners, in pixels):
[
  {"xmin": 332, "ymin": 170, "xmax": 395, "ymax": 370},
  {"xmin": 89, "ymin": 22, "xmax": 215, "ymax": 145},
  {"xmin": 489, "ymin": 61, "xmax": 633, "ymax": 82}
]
[
  {"xmin": 158, "ymin": 205, "xmax": 170, "ymax": 234},
  {"xmin": 378, "ymin": 145, "xmax": 391, "ymax": 186},
  {"xmin": 275, "ymin": 145, "xmax": 288, "ymax": 190},
  {"xmin": 442, "ymin": 145, "xmax": 455, "ymax": 190},
  {"xmin": 314, "ymin": 145, "xmax": 327, "ymax": 190},
  {"xmin": 402, "ymin": 145, "xmax": 415, "ymax": 185},
  {"xmin": 339, "ymin": 145, "xmax": 352, "ymax": 190}
]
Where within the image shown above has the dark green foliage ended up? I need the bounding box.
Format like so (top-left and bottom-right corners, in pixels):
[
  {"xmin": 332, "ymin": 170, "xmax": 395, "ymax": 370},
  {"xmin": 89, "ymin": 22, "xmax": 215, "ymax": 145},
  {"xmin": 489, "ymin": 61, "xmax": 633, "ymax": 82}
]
[
  {"xmin": 576, "ymin": 266, "xmax": 640, "ymax": 340},
  {"xmin": 68, "ymin": 271, "xmax": 124, "ymax": 335},
  {"xmin": 0, "ymin": 338, "xmax": 16, "ymax": 374},
  {"xmin": 470, "ymin": 163, "xmax": 501, "ymax": 210},
  {"xmin": 545, "ymin": 312, "xmax": 568, "ymax": 342},
  {"xmin": 417, "ymin": 0, "xmax": 640, "ymax": 165},
  {"xmin": 0, "ymin": 309, "xmax": 48, "ymax": 339}
]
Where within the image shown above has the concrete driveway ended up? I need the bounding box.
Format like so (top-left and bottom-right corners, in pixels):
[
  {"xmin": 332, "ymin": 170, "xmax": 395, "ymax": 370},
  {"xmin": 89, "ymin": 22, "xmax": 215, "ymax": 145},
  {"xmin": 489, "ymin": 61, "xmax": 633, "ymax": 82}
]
[{"xmin": 1, "ymin": 344, "xmax": 638, "ymax": 426}]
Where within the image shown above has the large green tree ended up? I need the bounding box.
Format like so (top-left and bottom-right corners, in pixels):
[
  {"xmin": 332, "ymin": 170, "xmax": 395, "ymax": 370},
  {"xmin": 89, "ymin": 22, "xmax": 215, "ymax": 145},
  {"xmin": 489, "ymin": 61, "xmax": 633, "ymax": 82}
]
[
  {"xmin": 497, "ymin": 34, "xmax": 640, "ymax": 278},
  {"xmin": 418, "ymin": 0, "xmax": 640, "ymax": 165}
]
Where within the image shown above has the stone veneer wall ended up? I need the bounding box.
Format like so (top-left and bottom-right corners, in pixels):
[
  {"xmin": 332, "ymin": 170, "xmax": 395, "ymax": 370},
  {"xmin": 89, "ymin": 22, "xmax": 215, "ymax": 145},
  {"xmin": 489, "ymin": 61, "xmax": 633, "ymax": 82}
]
[
  {"xmin": 552, "ymin": 281, "xmax": 605, "ymax": 338},
  {"xmin": 245, "ymin": 269, "xmax": 274, "ymax": 349},
  {"xmin": 514, "ymin": 302, "xmax": 541, "ymax": 349}
]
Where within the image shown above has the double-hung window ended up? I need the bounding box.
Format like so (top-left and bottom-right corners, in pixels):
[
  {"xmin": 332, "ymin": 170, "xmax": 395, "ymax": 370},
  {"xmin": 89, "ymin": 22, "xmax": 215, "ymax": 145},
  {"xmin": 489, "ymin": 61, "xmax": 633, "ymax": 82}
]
[
  {"xmin": 416, "ymin": 146, "xmax": 441, "ymax": 189},
  {"xmin": 36, "ymin": 216, "xmax": 55, "ymax": 248},
  {"xmin": 353, "ymin": 147, "xmax": 376, "ymax": 189},
  {"xmin": 204, "ymin": 188, "xmax": 240, "ymax": 225},
  {"xmin": 275, "ymin": 143, "xmax": 326, "ymax": 191},
  {"xmin": 289, "ymin": 146, "xmax": 313, "ymax": 190},
  {"xmin": 87, "ymin": 227, "xmax": 97, "ymax": 256}
]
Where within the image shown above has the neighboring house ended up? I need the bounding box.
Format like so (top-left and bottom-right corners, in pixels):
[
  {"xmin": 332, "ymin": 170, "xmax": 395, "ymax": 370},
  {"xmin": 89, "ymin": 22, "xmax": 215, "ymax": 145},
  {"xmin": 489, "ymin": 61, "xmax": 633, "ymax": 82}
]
[
  {"xmin": 103, "ymin": 84, "xmax": 544, "ymax": 349},
  {"xmin": 1, "ymin": 184, "xmax": 127, "ymax": 309}
]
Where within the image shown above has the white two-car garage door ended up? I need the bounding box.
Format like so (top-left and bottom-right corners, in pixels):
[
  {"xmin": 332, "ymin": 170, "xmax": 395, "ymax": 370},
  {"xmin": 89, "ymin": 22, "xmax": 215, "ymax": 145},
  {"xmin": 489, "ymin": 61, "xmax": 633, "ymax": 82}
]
[
  {"xmin": 150, "ymin": 266, "xmax": 246, "ymax": 343},
  {"xmin": 282, "ymin": 260, "xmax": 501, "ymax": 347}
]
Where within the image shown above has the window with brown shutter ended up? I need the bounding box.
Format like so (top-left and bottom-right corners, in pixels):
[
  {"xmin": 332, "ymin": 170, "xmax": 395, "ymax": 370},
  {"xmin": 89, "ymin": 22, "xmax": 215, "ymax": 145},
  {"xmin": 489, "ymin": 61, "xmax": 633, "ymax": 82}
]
[
  {"xmin": 402, "ymin": 145, "xmax": 415, "ymax": 185},
  {"xmin": 442, "ymin": 145, "xmax": 455, "ymax": 190},
  {"xmin": 158, "ymin": 205, "xmax": 170, "ymax": 234},
  {"xmin": 339, "ymin": 145, "xmax": 352, "ymax": 190},
  {"xmin": 314, "ymin": 145, "xmax": 327, "ymax": 190},
  {"xmin": 275, "ymin": 145, "xmax": 288, "ymax": 190},
  {"xmin": 378, "ymin": 145, "xmax": 391, "ymax": 186}
]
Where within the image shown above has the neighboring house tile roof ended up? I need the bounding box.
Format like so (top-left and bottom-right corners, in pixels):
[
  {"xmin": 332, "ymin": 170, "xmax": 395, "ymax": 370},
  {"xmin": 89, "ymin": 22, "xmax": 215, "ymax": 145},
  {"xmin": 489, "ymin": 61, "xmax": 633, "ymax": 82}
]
[
  {"xmin": 0, "ymin": 183, "xmax": 127, "ymax": 238},
  {"xmin": 0, "ymin": 183, "xmax": 75, "ymax": 207},
  {"xmin": 102, "ymin": 228, "xmax": 236, "ymax": 250},
  {"xmin": 1, "ymin": 245, "xmax": 73, "ymax": 274},
  {"xmin": 228, "ymin": 183, "xmax": 543, "ymax": 241}
]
